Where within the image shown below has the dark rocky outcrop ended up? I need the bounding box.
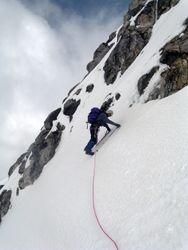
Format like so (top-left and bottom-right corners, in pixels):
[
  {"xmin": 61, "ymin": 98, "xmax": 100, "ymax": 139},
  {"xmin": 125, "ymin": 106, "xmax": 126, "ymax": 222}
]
[
  {"xmin": 8, "ymin": 107, "xmax": 63, "ymax": 178},
  {"xmin": 138, "ymin": 66, "xmax": 159, "ymax": 95},
  {"xmin": 107, "ymin": 32, "xmax": 116, "ymax": 43},
  {"xmin": 44, "ymin": 108, "xmax": 61, "ymax": 130},
  {"xmin": 157, "ymin": 0, "xmax": 180, "ymax": 19},
  {"xmin": 104, "ymin": 0, "xmax": 181, "ymax": 86},
  {"xmin": 19, "ymin": 122, "xmax": 65, "ymax": 190},
  {"xmin": 148, "ymin": 22, "xmax": 188, "ymax": 100},
  {"xmin": 127, "ymin": 0, "xmax": 146, "ymax": 18},
  {"xmin": 8, "ymin": 153, "xmax": 27, "ymax": 177},
  {"xmin": 63, "ymin": 99, "xmax": 81, "ymax": 121},
  {"xmin": 0, "ymin": 190, "xmax": 12, "ymax": 223},
  {"xmin": 0, "ymin": 185, "xmax": 3, "ymax": 190},
  {"xmin": 86, "ymin": 84, "xmax": 94, "ymax": 93},
  {"xmin": 74, "ymin": 88, "xmax": 82, "ymax": 95},
  {"xmin": 135, "ymin": 1, "xmax": 156, "ymax": 26},
  {"xmin": 115, "ymin": 93, "xmax": 121, "ymax": 100},
  {"xmin": 87, "ymin": 42, "xmax": 114, "ymax": 73},
  {"xmin": 18, "ymin": 160, "xmax": 27, "ymax": 174},
  {"xmin": 104, "ymin": 27, "xmax": 146, "ymax": 85},
  {"xmin": 7, "ymin": 105, "xmax": 65, "ymax": 189},
  {"xmin": 101, "ymin": 97, "xmax": 114, "ymax": 111},
  {"xmin": 103, "ymin": 0, "xmax": 158, "ymax": 85},
  {"xmin": 86, "ymin": 31, "xmax": 117, "ymax": 73},
  {"xmin": 127, "ymin": 0, "xmax": 180, "ymax": 21}
]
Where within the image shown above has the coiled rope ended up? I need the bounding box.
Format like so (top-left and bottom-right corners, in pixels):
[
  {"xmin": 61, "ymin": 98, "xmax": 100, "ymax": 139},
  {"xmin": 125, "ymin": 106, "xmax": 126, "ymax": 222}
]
[{"xmin": 92, "ymin": 154, "xmax": 119, "ymax": 250}]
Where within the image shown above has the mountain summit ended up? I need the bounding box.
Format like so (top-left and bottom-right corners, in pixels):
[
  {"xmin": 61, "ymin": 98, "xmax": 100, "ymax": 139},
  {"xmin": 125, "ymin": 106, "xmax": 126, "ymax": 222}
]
[{"xmin": 1, "ymin": 0, "xmax": 188, "ymax": 249}]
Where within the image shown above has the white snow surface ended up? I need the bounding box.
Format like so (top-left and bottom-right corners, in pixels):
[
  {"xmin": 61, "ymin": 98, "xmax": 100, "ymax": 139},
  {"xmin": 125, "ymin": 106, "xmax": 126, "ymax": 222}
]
[{"xmin": 1, "ymin": 1, "xmax": 188, "ymax": 249}]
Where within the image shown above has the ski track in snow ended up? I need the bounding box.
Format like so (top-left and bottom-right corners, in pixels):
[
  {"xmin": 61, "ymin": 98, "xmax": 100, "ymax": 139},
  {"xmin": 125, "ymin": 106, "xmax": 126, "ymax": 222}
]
[{"xmin": 1, "ymin": 0, "xmax": 188, "ymax": 249}]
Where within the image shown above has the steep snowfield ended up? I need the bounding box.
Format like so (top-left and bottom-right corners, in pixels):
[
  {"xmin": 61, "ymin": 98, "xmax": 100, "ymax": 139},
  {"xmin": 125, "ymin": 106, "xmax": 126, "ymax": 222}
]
[{"xmin": 1, "ymin": 0, "xmax": 188, "ymax": 249}]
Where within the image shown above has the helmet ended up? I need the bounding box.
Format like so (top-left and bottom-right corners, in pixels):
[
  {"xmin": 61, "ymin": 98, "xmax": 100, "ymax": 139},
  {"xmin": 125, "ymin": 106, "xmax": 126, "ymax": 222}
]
[{"xmin": 106, "ymin": 110, "xmax": 113, "ymax": 116}]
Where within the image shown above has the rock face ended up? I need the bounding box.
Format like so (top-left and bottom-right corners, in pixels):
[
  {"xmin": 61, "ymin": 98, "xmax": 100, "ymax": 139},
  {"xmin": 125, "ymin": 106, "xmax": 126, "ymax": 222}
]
[
  {"xmin": 0, "ymin": 190, "xmax": 12, "ymax": 223},
  {"xmin": 44, "ymin": 108, "xmax": 61, "ymax": 130},
  {"xmin": 148, "ymin": 20, "xmax": 188, "ymax": 100},
  {"xmin": 104, "ymin": 27, "xmax": 147, "ymax": 85},
  {"xmin": 157, "ymin": 0, "xmax": 180, "ymax": 19},
  {"xmin": 8, "ymin": 153, "xmax": 27, "ymax": 177},
  {"xmin": 19, "ymin": 122, "xmax": 65, "ymax": 190},
  {"xmin": 138, "ymin": 66, "xmax": 159, "ymax": 95},
  {"xmin": 6, "ymin": 107, "xmax": 65, "ymax": 192},
  {"xmin": 103, "ymin": 0, "xmax": 180, "ymax": 85},
  {"xmin": 103, "ymin": 1, "xmax": 156, "ymax": 85},
  {"xmin": 127, "ymin": 0, "xmax": 146, "ymax": 18},
  {"xmin": 86, "ymin": 32, "xmax": 116, "ymax": 73},
  {"xmin": 63, "ymin": 99, "xmax": 81, "ymax": 121},
  {"xmin": 101, "ymin": 97, "xmax": 114, "ymax": 111}
]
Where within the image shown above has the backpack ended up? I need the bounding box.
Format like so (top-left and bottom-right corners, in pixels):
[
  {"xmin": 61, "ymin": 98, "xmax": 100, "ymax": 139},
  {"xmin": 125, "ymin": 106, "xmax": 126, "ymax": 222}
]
[{"xmin": 87, "ymin": 107, "xmax": 102, "ymax": 124}]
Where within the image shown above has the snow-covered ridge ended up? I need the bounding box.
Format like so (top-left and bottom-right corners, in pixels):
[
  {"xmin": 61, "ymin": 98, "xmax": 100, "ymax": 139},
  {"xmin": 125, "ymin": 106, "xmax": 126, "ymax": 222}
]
[{"xmin": 0, "ymin": 0, "xmax": 188, "ymax": 249}]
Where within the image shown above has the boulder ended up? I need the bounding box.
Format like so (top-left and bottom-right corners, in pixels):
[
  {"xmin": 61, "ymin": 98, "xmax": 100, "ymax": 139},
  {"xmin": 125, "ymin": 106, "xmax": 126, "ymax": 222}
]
[
  {"xmin": 115, "ymin": 93, "xmax": 121, "ymax": 100},
  {"xmin": 86, "ymin": 84, "xmax": 94, "ymax": 93},
  {"xmin": 63, "ymin": 99, "xmax": 81, "ymax": 121}
]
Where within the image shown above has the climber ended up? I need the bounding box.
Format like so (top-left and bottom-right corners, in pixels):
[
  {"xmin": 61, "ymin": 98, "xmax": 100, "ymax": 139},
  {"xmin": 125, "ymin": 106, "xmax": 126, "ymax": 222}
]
[{"xmin": 84, "ymin": 107, "xmax": 120, "ymax": 155}]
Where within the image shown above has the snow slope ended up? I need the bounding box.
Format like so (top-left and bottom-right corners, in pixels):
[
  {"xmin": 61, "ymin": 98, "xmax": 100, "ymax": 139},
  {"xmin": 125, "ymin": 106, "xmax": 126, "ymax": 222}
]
[{"xmin": 1, "ymin": 0, "xmax": 188, "ymax": 249}]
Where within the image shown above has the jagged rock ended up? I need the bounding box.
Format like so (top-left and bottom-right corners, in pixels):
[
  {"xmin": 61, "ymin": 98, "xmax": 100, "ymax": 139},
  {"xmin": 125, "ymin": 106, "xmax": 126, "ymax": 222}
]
[
  {"xmin": 63, "ymin": 99, "xmax": 81, "ymax": 121},
  {"xmin": 44, "ymin": 108, "xmax": 61, "ymax": 130},
  {"xmin": 87, "ymin": 42, "xmax": 114, "ymax": 73},
  {"xmin": 138, "ymin": 66, "xmax": 159, "ymax": 95},
  {"xmin": 127, "ymin": 0, "xmax": 146, "ymax": 18},
  {"xmin": 8, "ymin": 153, "xmax": 27, "ymax": 177},
  {"xmin": 104, "ymin": 28, "xmax": 146, "ymax": 85},
  {"xmin": 19, "ymin": 123, "xmax": 65, "ymax": 190},
  {"xmin": 0, "ymin": 190, "xmax": 12, "ymax": 222},
  {"xmin": 0, "ymin": 185, "xmax": 3, "ymax": 190},
  {"xmin": 104, "ymin": 0, "xmax": 181, "ymax": 86},
  {"xmin": 157, "ymin": 0, "xmax": 180, "ymax": 19},
  {"xmin": 135, "ymin": 1, "xmax": 155, "ymax": 27},
  {"xmin": 158, "ymin": 58, "xmax": 187, "ymax": 98},
  {"xmin": 148, "ymin": 23, "xmax": 188, "ymax": 100},
  {"xmin": 101, "ymin": 97, "xmax": 114, "ymax": 111},
  {"xmin": 115, "ymin": 93, "xmax": 121, "ymax": 100},
  {"xmin": 74, "ymin": 88, "xmax": 82, "ymax": 95},
  {"xmin": 18, "ymin": 160, "xmax": 27, "ymax": 174},
  {"xmin": 86, "ymin": 84, "xmax": 94, "ymax": 93},
  {"xmin": 107, "ymin": 32, "xmax": 116, "ymax": 43}
]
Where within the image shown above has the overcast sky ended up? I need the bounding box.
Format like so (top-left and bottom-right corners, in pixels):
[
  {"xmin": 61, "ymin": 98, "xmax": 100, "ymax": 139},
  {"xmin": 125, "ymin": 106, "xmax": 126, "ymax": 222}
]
[{"xmin": 0, "ymin": 0, "xmax": 130, "ymax": 179}]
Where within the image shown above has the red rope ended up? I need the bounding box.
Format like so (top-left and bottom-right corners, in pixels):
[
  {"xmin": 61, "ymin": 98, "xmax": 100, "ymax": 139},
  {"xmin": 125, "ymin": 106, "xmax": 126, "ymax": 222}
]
[{"xmin": 92, "ymin": 154, "xmax": 119, "ymax": 250}]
